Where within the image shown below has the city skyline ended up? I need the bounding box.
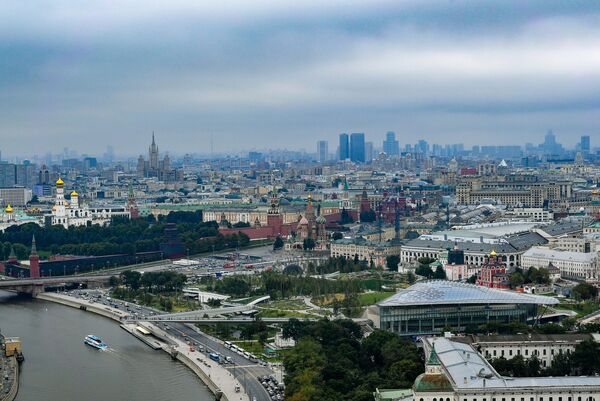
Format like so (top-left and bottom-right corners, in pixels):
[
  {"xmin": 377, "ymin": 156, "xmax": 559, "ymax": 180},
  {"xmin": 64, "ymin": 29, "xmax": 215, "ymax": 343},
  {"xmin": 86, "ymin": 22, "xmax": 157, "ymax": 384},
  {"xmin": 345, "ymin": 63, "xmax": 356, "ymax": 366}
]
[{"xmin": 1, "ymin": 1, "xmax": 599, "ymax": 155}]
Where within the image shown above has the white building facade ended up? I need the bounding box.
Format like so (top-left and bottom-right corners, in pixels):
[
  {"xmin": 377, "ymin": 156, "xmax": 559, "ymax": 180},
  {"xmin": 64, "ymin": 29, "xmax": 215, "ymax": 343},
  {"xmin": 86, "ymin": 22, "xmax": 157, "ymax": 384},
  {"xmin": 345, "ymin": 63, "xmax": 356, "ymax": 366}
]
[{"xmin": 521, "ymin": 247, "xmax": 598, "ymax": 282}]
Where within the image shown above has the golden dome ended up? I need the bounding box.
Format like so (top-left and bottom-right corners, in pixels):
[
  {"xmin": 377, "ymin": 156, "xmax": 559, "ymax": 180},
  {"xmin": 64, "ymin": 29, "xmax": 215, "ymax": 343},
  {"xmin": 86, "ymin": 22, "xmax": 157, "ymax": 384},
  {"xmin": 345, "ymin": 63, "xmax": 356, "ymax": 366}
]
[
  {"xmin": 56, "ymin": 177, "xmax": 64, "ymax": 186},
  {"xmin": 52, "ymin": 205, "xmax": 57, "ymax": 211},
  {"xmin": 70, "ymin": 191, "xmax": 78, "ymax": 197},
  {"xmin": 5, "ymin": 204, "xmax": 13, "ymax": 213},
  {"xmin": 490, "ymin": 250, "xmax": 497, "ymax": 257},
  {"xmin": 593, "ymin": 189, "xmax": 599, "ymax": 196}
]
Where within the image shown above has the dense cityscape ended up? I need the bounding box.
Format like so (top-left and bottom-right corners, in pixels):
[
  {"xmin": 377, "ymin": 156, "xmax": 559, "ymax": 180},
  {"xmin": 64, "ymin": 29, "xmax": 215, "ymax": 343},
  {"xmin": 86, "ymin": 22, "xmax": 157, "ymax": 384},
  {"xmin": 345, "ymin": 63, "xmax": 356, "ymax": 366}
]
[{"xmin": 2, "ymin": 2, "xmax": 600, "ymax": 401}]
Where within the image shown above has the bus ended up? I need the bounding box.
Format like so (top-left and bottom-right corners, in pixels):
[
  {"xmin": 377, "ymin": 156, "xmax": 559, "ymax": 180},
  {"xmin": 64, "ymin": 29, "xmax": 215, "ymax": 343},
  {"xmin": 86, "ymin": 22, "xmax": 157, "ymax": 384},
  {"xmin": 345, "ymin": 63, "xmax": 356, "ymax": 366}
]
[
  {"xmin": 209, "ymin": 353, "xmax": 220, "ymax": 362},
  {"xmin": 224, "ymin": 341, "xmax": 233, "ymax": 349}
]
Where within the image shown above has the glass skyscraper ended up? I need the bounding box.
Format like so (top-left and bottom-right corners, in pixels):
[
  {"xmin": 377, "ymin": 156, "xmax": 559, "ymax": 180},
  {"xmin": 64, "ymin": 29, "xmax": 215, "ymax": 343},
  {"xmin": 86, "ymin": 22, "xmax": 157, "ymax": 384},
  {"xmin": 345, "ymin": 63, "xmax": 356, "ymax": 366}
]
[
  {"xmin": 383, "ymin": 131, "xmax": 399, "ymax": 156},
  {"xmin": 339, "ymin": 133, "xmax": 349, "ymax": 160},
  {"xmin": 350, "ymin": 132, "xmax": 365, "ymax": 163},
  {"xmin": 317, "ymin": 140, "xmax": 328, "ymax": 163}
]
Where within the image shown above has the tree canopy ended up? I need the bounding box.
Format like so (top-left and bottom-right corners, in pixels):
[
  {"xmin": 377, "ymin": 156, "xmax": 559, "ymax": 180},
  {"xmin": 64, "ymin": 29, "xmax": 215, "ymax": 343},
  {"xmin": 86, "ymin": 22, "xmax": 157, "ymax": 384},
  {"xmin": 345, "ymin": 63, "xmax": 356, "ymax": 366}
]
[{"xmin": 282, "ymin": 319, "xmax": 423, "ymax": 401}]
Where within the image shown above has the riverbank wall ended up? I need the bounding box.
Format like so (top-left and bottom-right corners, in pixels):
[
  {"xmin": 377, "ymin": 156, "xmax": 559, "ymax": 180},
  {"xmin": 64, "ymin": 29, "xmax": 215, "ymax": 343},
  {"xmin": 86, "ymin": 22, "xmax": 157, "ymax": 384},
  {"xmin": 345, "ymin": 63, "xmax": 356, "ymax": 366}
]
[
  {"xmin": 36, "ymin": 293, "xmax": 127, "ymax": 322},
  {"xmin": 0, "ymin": 356, "xmax": 18, "ymax": 401},
  {"xmin": 36, "ymin": 292, "xmax": 245, "ymax": 401}
]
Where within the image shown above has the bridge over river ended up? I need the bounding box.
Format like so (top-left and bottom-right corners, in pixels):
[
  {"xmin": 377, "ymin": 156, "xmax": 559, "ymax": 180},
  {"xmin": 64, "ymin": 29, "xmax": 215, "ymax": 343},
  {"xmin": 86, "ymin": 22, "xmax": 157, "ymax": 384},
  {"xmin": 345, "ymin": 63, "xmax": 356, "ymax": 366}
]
[{"xmin": 0, "ymin": 275, "xmax": 112, "ymax": 295}]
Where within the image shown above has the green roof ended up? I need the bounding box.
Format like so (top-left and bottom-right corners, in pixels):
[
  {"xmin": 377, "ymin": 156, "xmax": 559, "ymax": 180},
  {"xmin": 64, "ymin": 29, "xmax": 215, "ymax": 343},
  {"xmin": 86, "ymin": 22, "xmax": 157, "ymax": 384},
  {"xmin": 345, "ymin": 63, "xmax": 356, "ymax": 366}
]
[{"xmin": 413, "ymin": 373, "xmax": 452, "ymax": 392}]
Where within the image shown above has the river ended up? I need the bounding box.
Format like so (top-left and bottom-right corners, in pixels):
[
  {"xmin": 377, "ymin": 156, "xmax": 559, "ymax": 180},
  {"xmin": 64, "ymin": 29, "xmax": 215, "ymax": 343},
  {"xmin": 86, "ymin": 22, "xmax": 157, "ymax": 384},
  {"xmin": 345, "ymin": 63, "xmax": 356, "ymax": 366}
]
[{"xmin": 0, "ymin": 291, "xmax": 213, "ymax": 401}]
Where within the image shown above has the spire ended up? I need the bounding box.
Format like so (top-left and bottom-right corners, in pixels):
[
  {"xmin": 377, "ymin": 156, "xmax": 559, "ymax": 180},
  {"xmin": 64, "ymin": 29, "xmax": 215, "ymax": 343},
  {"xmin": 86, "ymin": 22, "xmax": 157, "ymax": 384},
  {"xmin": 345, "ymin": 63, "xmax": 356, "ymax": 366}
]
[
  {"xmin": 427, "ymin": 343, "xmax": 441, "ymax": 366},
  {"xmin": 8, "ymin": 245, "xmax": 16, "ymax": 261},
  {"xmin": 394, "ymin": 199, "xmax": 401, "ymax": 241},
  {"xmin": 30, "ymin": 235, "xmax": 37, "ymax": 256},
  {"xmin": 152, "ymin": 131, "xmax": 156, "ymax": 145}
]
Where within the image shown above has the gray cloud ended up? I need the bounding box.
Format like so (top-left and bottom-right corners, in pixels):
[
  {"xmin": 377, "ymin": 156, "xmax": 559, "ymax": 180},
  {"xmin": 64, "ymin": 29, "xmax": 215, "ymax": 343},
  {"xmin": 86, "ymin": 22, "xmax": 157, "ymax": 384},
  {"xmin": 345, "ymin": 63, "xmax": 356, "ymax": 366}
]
[{"xmin": 0, "ymin": 0, "xmax": 599, "ymax": 156}]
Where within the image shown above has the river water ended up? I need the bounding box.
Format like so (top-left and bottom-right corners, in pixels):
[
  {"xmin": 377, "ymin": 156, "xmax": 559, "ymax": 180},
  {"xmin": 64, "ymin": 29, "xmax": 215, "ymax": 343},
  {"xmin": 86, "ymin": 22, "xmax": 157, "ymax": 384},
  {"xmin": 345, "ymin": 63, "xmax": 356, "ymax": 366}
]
[{"xmin": 0, "ymin": 291, "xmax": 213, "ymax": 401}]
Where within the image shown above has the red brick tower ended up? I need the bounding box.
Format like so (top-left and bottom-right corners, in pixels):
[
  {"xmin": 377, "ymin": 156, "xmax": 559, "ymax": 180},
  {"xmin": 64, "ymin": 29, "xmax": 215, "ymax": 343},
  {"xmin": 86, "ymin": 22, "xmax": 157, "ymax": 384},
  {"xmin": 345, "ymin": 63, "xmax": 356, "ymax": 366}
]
[{"xmin": 29, "ymin": 235, "xmax": 40, "ymax": 278}]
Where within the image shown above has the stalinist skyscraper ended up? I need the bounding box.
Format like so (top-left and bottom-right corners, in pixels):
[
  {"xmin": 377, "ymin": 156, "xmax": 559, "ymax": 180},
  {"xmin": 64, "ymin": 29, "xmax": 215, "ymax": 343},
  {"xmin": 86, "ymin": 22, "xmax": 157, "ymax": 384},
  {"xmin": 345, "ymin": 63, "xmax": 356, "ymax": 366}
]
[
  {"xmin": 149, "ymin": 132, "xmax": 159, "ymax": 170},
  {"xmin": 136, "ymin": 133, "xmax": 181, "ymax": 182}
]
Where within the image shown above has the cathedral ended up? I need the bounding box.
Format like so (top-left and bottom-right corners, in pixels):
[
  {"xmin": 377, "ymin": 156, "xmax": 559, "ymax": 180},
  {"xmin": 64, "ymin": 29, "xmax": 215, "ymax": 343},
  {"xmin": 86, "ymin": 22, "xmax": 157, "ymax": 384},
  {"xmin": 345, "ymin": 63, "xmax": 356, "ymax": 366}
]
[
  {"xmin": 136, "ymin": 133, "xmax": 181, "ymax": 182},
  {"xmin": 48, "ymin": 178, "xmax": 131, "ymax": 228},
  {"xmin": 50, "ymin": 177, "xmax": 93, "ymax": 228},
  {"xmin": 285, "ymin": 194, "xmax": 329, "ymax": 251}
]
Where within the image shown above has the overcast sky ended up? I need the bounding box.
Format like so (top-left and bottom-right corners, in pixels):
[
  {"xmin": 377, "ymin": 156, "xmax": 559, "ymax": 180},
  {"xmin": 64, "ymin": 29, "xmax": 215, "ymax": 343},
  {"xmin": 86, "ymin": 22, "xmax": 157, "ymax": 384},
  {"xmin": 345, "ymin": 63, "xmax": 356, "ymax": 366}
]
[{"xmin": 1, "ymin": 0, "xmax": 599, "ymax": 157}]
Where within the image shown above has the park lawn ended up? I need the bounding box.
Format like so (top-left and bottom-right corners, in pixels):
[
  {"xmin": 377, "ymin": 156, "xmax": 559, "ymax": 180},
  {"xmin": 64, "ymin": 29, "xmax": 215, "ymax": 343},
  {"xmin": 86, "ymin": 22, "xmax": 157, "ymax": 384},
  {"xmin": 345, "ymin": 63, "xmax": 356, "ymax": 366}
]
[
  {"xmin": 312, "ymin": 293, "xmax": 345, "ymax": 307},
  {"xmin": 358, "ymin": 291, "xmax": 396, "ymax": 306},
  {"xmin": 557, "ymin": 301, "xmax": 600, "ymax": 317},
  {"xmin": 230, "ymin": 340, "xmax": 264, "ymax": 355},
  {"xmin": 264, "ymin": 299, "xmax": 309, "ymax": 310}
]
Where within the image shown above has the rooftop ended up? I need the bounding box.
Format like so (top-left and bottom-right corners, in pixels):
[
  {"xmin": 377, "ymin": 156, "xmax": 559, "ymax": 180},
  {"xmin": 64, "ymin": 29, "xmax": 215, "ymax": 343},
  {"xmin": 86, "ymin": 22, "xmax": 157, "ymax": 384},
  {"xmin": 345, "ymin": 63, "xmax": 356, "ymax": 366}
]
[
  {"xmin": 426, "ymin": 338, "xmax": 600, "ymax": 390},
  {"xmin": 453, "ymin": 333, "xmax": 592, "ymax": 345},
  {"xmin": 522, "ymin": 247, "xmax": 597, "ymax": 263},
  {"xmin": 378, "ymin": 280, "xmax": 559, "ymax": 307}
]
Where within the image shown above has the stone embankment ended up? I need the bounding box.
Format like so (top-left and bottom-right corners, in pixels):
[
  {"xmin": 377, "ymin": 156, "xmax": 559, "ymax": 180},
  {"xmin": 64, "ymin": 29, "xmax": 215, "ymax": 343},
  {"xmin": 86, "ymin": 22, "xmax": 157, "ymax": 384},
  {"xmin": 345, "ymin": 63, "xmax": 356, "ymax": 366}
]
[{"xmin": 38, "ymin": 292, "xmax": 248, "ymax": 401}]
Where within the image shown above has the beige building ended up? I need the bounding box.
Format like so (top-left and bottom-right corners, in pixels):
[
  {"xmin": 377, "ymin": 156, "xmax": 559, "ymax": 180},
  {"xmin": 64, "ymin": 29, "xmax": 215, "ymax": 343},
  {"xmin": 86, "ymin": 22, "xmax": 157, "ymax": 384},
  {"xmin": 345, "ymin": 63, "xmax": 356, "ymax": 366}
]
[
  {"xmin": 330, "ymin": 238, "xmax": 401, "ymax": 267},
  {"xmin": 456, "ymin": 177, "xmax": 571, "ymax": 207},
  {"xmin": 459, "ymin": 334, "xmax": 594, "ymax": 369},
  {"xmin": 521, "ymin": 246, "xmax": 598, "ymax": 282},
  {"xmin": 508, "ymin": 207, "xmax": 554, "ymax": 222},
  {"xmin": 202, "ymin": 208, "xmax": 300, "ymax": 226},
  {"xmin": 0, "ymin": 187, "xmax": 32, "ymax": 207}
]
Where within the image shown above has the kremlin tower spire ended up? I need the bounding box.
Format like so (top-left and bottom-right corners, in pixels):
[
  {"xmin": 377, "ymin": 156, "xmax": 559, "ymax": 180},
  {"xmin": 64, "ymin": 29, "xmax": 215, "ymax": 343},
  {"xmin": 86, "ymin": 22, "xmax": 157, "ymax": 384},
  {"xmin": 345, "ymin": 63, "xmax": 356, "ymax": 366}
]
[{"xmin": 29, "ymin": 234, "xmax": 40, "ymax": 278}]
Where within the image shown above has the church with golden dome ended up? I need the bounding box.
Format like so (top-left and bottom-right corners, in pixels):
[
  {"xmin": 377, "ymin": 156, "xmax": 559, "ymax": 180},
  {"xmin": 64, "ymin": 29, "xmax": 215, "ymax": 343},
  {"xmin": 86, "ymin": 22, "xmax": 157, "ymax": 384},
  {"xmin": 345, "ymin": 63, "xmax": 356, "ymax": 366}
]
[{"xmin": 50, "ymin": 177, "xmax": 93, "ymax": 228}]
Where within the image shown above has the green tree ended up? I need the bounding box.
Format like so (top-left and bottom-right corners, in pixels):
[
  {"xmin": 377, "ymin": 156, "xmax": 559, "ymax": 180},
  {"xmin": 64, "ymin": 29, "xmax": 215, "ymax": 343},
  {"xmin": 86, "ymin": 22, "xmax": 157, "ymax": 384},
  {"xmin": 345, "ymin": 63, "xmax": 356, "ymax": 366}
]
[
  {"xmin": 108, "ymin": 275, "xmax": 121, "ymax": 287},
  {"xmin": 303, "ymin": 238, "xmax": 316, "ymax": 251},
  {"xmin": 417, "ymin": 256, "xmax": 436, "ymax": 265},
  {"xmin": 360, "ymin": 210, "xmax": 376, "ymax": 222},
  {"xmin": 331, "ymin": 232, "xmax": 344, "ymax": 241},
  {"xmin": 571, "ymin": 339, "xmax": 600, "ymax": 375},
  {"xmin": 206, "ymin": 298, "xmax": 221, "ymax": 307},
  {"xmin": 434, "ymin": 265, "xmax": 446, "ymax": 280},
  {"xmin": 415, "ymin": 265, "xmax": 434, "ymax": 278},
  {"xmin": 572, "ymin": 283, "xmax": 598, "ymax": 300},
  {"xmin": 273, "ymin": 236, "xmax": 284, "ymax": 250},
  {"xmin": 386, "ymin": 255, "xmax": 400, "ymax": 271},
  {"xmin": 339, "ymin": 208, "xmax": 353, "ymax": 224},
  {"xmin": 509, "ymin": 271, "xmax": 525, "ymax": 288},
  {"xmin": 121, "ymin": 270, "xmax": 142, "ymax": 290}
]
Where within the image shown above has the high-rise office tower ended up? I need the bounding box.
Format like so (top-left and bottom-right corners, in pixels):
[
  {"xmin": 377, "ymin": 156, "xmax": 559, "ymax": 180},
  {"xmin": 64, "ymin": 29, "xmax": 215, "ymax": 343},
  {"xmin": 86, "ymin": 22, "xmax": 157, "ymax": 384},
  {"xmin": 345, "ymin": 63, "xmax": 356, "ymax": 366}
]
[
  {"xmin": 317, "ymin": 140, "xmax": 328, "ymax": 163},
  {"xmin": 350, "ymin": 132, "xmax": 365, "ymax": 163},
  {"xmin": 383, "ymin": 131, "xmax": 400, "ymax": 156},
  {"xmin": 417, "ymin": 139, "xmax": 429, "ymax": 155},
  {"xmin": 339, "ymin": 133, "xmax": 349, "ymax": 160},
  {"xmin": 581, "ymin": 135, "xmax": 591, "ymax": 154},
  {"xmin": 365, "ymin": 141, "xmax": 374, "ymax": 163}
]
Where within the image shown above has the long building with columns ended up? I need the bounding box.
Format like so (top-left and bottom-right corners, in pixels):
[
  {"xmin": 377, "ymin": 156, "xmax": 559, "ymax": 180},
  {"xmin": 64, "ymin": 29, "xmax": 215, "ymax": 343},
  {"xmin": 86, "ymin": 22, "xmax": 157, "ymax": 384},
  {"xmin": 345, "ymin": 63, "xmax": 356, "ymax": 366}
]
[
  {"xmin": 414, "ymin": 337, "xmax": 600, "ymax": 401},
  {"xmin": 400, "ymin": 231, "xmax": 548, "ymax": 268}
]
